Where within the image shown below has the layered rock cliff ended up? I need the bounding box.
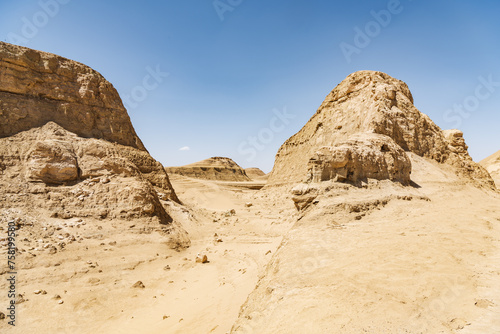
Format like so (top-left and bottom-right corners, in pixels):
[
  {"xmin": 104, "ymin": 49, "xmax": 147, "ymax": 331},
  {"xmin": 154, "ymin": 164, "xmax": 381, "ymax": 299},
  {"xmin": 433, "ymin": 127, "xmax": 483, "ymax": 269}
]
[
  {"xmin": 0, "ymin": 41, "xmax": 145, "ymax": 150},
  {"xmin": 0, "ymin": 42, "xmax": 187, "ymax": 248},
  {"xmin": 166, "ymin": 157, "xmax": 251, "ymax": 182},
  {"xmin": 267, "ymin": 71, "xmax": 493, "ymax": 188}
]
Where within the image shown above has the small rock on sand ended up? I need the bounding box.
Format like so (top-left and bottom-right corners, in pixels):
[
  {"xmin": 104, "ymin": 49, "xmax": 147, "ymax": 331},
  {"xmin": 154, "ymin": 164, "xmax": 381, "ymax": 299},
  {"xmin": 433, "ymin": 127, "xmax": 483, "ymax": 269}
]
[
  {"xmin": 17, "ymin": 294, "xmax": 27, "ymax": 304},
  {"xmin": 213, "ymin": 233, "xmax": 223, "ymax": 243},
  {"xmin": 195, "ymin": 254, "xmax": 208, "ymax": 263},
  {"xmin": 132, "ymin": 281, "xmax": 145, "ymax": 289},
  {"xmin": 224, "ymin": 209, "xmax": 236, "ymax": 217}
]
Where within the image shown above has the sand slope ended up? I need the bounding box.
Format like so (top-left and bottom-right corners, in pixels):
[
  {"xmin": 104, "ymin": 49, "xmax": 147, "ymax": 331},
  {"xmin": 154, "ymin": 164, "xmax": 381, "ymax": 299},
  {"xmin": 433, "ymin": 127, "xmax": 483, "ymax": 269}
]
[
  {"xmin": 231, "ymin": 154, "xmax": 500, "ymax": 333},
  {"xmin": 0, "ymin": 175, "xmax": 295, "ymax": 333}
]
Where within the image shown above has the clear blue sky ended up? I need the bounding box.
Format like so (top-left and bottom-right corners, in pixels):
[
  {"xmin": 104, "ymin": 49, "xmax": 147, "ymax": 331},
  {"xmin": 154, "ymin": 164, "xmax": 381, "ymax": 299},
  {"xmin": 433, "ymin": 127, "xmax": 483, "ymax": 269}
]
[{"xmin": 1, "ymin": 0, "xmax": 499, "ymax": 172}]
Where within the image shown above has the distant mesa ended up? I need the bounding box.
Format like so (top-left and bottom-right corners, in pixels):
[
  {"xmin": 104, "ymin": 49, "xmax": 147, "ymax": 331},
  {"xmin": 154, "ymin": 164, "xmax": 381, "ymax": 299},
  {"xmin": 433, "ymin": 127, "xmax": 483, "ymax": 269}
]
[
  {"xmin": 480, "ymin": 150, "xmax": 500, "ymax": 187},
  {"xmin": 267, "ymin": 70, "xmax": 493, "ymax": 188},
  {"xmin": 166, "ymin": 157, "xmax": 251, "ymax": 182},
  {"xmin": 244, "ymin": 168, "xmax": 268, "ymax": 181},
  {"xmin": 0, "ymin": 42, "xmax": 189, "ymax": 249}
]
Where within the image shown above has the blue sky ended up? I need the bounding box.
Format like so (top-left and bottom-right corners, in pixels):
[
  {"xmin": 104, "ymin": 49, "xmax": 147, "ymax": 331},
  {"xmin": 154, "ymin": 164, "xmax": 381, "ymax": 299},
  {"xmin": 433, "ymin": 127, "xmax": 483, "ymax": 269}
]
[{"xmin": 1, "ymin": 0, "xmax": 499, "ymax": 172}]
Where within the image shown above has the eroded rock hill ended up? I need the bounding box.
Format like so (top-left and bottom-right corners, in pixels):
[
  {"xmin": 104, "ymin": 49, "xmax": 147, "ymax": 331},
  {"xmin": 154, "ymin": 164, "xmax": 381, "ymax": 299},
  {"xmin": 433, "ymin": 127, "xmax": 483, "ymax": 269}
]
[
  {"xmin": 0, "ymin": 42, "xmax": 145, "ymax": 150},
  {"xmin": 0, "ymin": 43, "xmax": 188, "ymax": 249},
  {"xmin": 231, "ymin": 71, "xmax": 500, "ymax": 334},
  {"xmin": 166, "ymin": 157, "xmax": 251, "ymax": 182},
  {"xmin": 480, "ymin": 150, "xmax": 500, "ymax": 185},
  {"xmin": 267, "ymin": 71, "xmax": 493, "ymax": 188}
]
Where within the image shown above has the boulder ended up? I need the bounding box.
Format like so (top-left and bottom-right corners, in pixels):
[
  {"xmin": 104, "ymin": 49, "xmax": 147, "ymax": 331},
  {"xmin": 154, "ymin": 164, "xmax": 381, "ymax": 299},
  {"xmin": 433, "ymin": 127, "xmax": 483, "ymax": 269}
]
[
  {"xmin": 27, "ymin": 139, "xmax": 79, "ymax": 184},
  {"xmin": 306, "ymin": 133, "xmax": 411, "ymax": 185}
]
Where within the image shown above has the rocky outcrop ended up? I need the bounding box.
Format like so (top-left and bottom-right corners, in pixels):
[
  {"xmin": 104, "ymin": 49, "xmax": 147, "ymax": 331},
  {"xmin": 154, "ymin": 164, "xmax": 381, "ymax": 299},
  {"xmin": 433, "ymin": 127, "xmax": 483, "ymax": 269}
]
[
  {"xmin": 244, "ymin": 168, "xmax": 268, "ymax": 180},
  {"xmin": 0, "ymin": 43, "xmax": 188, "ymax": 249},
  {"xmin": 441, "ymin": 130, "xmax": 493, "ymax": 184},
  {"xmin": 1, "ymin": 123, "xmax": 174, "ymax": 215},
  {"xmin": 0, "ymin": 42, "xmax": 145, "ymax": 150},
  {"xmin": 166, "ymin": 157, "xmax": 251, "ymax": 182},
  {"xmin": 306, "ymin": 133, "xmax": 411, "ymax": 185},
  {"xmin": 267, "ymin": 71, "xmax": 493, "ymax": 187},
  {"xmin": 0, "ymin": 122, "xmax": 189, "ymax": 248}
]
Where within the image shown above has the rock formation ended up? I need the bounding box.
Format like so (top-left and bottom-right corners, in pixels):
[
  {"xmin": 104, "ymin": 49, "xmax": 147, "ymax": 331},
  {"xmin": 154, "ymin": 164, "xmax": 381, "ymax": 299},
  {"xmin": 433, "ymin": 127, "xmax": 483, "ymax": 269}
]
[
  {"xmin": 244, "ymin": 167, "xmax": 268, "ymax": 180},
  {"xmin": 0, "ymin": 42, "xmax": 188, "ymax": 248},
  {"xmin": 306, "ymin": 133, "xmax": 411, "ymax": 185},
  {"xmin": 267, "ymin": 70, "xmax": 493, "ymax": 187},
  {"xmin": 231, "ymin": 72, "xmax": 499, "ymax": 333},
  {"xmin": 166, "ymin": 157, "xmax": 251, "ymax": 181},
  {"xmin": 0, "ymin": 42, "xmax": 145, "ymax": 150},
  {"xmin": 480, "ymin": 150, "xmax": 500, "ymax": 186},
  {"xmin": 0, "ymin": 122, "xmax": 180, "ymax": 213}
]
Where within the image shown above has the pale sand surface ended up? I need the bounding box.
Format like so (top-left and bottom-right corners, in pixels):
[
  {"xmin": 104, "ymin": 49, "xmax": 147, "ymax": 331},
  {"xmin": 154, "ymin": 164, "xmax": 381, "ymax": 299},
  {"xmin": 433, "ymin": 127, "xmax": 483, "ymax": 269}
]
[
  {"xmin": 0, "ymin": 174, "xmax": 295, "ymax": 334},
  {"xmin": 0, "ymin": 155, "xmax": 499, "ymax": 333},
  {"xmin": 231, "ymin": 153, "xmax": 500, "ymax": 333}
]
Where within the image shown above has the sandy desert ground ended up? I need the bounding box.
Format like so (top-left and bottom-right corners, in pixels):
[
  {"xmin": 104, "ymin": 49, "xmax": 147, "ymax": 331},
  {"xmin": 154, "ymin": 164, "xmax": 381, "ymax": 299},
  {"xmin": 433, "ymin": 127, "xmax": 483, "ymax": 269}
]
[
  {"xmin": 232, "ymin": 153, "xmax": 500, "ymax": 333},
  {"xmin": 0, "ymin": 174, "xmax": 297, "ymax": 334},
  {"xmin": 1, "ymin": 157, "xmax": 499, "ymax": 333}
]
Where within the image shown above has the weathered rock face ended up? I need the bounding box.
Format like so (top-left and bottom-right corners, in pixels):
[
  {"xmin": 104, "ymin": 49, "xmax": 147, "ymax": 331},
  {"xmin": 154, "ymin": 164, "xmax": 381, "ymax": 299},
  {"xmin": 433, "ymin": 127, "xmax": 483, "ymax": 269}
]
[
  {"xmin": 0, "ymin": 43, "xmax": 187, "ymax": 248},
  {"xmin": 0, "ymin": 42, "xmax": 145, "ymax": 150},
  {"xmin": 268, "ymin": 71, "xmax": 493, "ymax": 187},
  {"xmin": 306, "ymin": 133, "xmax": 411, "ymax": 185},
  {"xmin": 27, "ymin": 139, "xmax": 79, "ymax": 184},
  {"xmin": 1, "ymin": 122, "xmax": 177, "ymax": 214},
  {"xmin": 166, "ymin": 157, "xmax": 251, "ymax": 182},
  {"xmin": 0, "ymin": 122, "xmax": 189, "ymax": 248},
  {"xmin": 442, "ymin": 129, "xmax": 468, "ymax": 154},
  {"xmin": 441, "ymin": 129, "xmax": 494, "ymax": 185}
]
